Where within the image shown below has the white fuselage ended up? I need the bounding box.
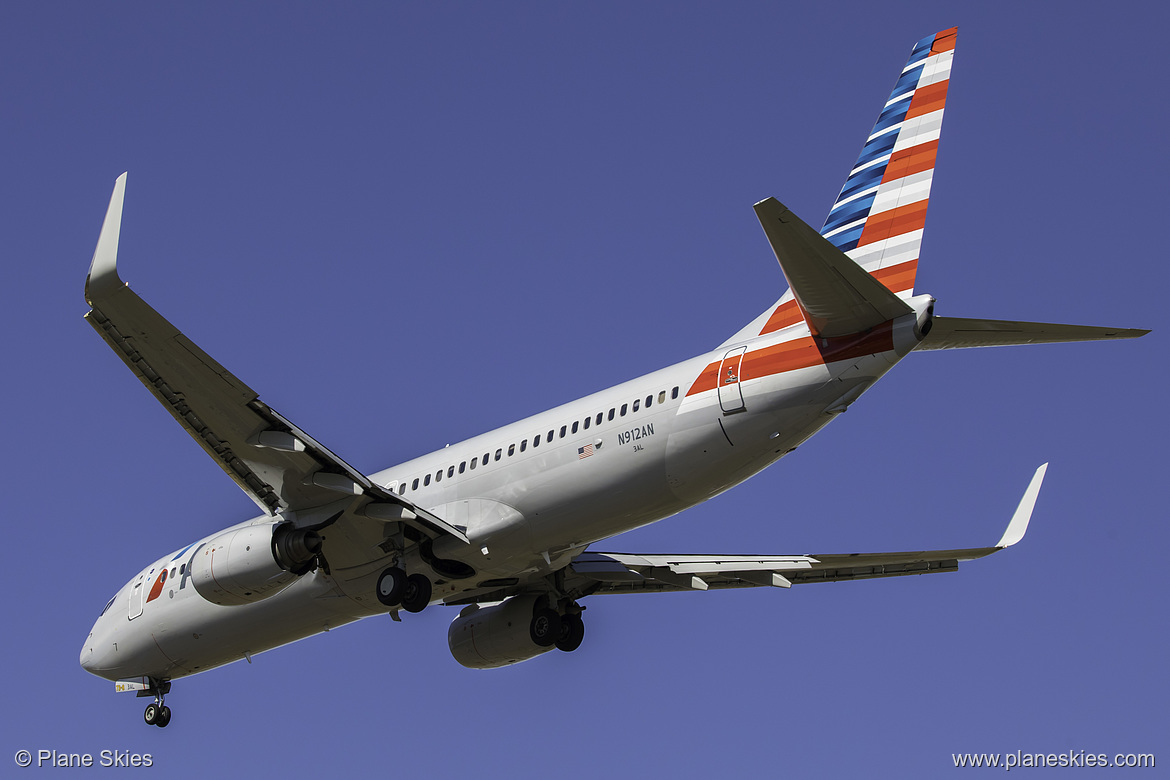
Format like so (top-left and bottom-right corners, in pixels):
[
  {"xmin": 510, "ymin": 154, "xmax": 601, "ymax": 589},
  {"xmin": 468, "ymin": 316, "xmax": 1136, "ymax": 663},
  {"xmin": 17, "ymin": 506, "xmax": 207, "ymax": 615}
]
[{"xmin": 80, "ymin": 303, "xmax": 925, "ymax": 683}]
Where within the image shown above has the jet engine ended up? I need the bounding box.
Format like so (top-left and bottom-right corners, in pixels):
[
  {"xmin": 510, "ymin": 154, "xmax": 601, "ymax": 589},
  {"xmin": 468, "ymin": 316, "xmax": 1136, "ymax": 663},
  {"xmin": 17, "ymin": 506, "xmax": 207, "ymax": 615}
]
[
  {"xmin": 190, "ymin": 523, "xmax": 321, "ymax": 606},
  {"xmin": 448, "ymin": 595, "xmax": 557, "ymax": 669}
]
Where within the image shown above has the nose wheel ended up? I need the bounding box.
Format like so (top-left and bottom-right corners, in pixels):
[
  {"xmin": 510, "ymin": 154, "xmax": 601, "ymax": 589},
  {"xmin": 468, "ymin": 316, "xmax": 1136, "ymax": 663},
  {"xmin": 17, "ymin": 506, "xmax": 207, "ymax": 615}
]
[
  {"xmin": 140, "ymin": 680, "xmax": 172, "ymax": 728},
  {"xmin": 143, "ymin": 702, "xmax": 171, "ymax": 727}
]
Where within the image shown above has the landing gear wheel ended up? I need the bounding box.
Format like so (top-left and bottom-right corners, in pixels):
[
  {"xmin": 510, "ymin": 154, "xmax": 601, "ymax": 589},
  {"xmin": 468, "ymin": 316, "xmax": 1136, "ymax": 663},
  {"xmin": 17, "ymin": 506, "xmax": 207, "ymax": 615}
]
[
  {"xmin": 156, "ymin": 706, "xmax": 172, "ymax": 728},
  {"xmin": 555, "ymin": 612, "xmax": 585, "ymax": 652},
  {"xmin": 376, "ymin": 566, "xmax": 408, "ymax": 607},
  {"xmin": 144, "ymin": 703, "xmax": 160, "ymax": 726},
  {"xmin": 401, "ymin": 573, "xmax": 432, "ymax": 613},
  {"xmin": 530, "ymin": 608, "xmax": 562, "ymax": 647}
]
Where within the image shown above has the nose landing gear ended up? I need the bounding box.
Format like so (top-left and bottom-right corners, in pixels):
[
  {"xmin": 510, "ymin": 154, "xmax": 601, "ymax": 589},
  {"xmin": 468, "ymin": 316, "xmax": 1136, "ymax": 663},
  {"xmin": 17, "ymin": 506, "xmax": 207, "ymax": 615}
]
[{"xmin": 140, "ymin": 679, "xmax": 171, "ymax": 728}]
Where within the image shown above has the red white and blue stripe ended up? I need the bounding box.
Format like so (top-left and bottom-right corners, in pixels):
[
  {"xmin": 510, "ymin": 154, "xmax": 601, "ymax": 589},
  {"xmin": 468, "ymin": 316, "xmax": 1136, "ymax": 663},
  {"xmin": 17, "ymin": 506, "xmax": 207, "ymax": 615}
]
[
  {"xmin": 820, "ymin": 27, "xmax": 956, "ymax": 297},
  {"xmin": 745, "ymin": 29, "xmax": 957, "ymax": 340}
]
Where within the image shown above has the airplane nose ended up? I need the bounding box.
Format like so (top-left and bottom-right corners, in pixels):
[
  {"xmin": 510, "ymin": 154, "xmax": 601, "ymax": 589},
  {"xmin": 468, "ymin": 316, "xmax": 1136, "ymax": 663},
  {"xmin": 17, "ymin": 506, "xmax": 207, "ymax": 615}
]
[
  {"xmin": 80, "ymin": 635, "xmax": 96, "ymax": 672},
  {"xmin": 80, "ymin": 632, "xmax": 118, "ymax": 678}
]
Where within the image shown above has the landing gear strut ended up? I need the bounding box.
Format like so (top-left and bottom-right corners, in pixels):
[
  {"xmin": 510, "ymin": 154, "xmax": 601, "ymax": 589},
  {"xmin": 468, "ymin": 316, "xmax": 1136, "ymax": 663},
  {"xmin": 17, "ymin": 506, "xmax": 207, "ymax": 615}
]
[{"xmin": 141, "ymin": 680, "xmax": 172, "ymax": 728}]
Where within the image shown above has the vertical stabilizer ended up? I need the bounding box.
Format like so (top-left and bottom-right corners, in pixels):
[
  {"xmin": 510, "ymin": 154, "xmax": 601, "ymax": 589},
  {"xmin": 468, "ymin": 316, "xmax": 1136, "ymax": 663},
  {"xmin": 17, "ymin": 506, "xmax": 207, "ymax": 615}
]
[
  {"xmin": 725, "ymin": 29, "xmax": 956, "ymax": 347},
  {"xmin": 821, "ymin": 27, "xmax": 956, "ymax": 292}
]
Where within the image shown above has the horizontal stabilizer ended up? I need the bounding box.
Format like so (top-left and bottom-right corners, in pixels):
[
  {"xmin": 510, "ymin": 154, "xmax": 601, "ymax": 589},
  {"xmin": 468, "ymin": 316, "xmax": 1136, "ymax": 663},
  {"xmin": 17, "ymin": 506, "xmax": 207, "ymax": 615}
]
[
  {"xmin": 917, "ymin": 317, "xmax": 1150, "ymax": 351},
  {"xmin": 753, "ymin": 198, "xmax": 911, "ymax": 338}
]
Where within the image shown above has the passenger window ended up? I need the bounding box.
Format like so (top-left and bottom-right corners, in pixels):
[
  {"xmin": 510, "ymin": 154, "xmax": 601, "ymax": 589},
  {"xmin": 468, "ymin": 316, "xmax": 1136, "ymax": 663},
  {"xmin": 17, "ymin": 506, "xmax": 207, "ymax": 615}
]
[
  {"xmin": 484, "ymin": 453, "xmax": 490, "ymax": 465},
  {"xmin": 658, "ymin": 391, "xmax": 666, "ymax": 404},
  {"xmin": 459, "ymin": 462, "xmax": 466, "ymax": 474},
  {"xmin": 572, "ymin": 421, "xmax": 579, "ymax": 434},
  {"xmin": 633, "ymin": 399, "xmax": 640, "ymax": 412},
  {"xmin": 559, "ymin": 425, "xmax": 567, "ymax": 438},
  {"xmin": 447, "ymin": 466, "xmax": 455, "ymax": 478},
  {"xmin": 436, "ymin": 470, "xmax": 443, "ymax": 482},
  {"xmin": 412, "ymin": 478, "xmax": 419, "ymax": 490},
  {"xmin": 495, "ymin": 449, "xmax": 502, "ymax": 461},
  {"xmin": 424, "ymin": 474, "xmax": 431, "ymax": 486},
  {"xmin": 471, "ymin": 457, "xmax": 478, "ymax": 470},
  {"xmin": 583, "ymin": 416, "xmax": 591, "ymax": 430},
  {"xmin": 508, "ymin": 444, "xmax": 515, "ymax": 456},
  {"xmin": 646, "ymin": 395, "xmax": 653, "ymax": 407},
  {"xmin": 547, "ymin": 430, "xmax": 554, "ymax": 443},
  {"xmin": 608, "ymin": 408, "xmax": 615, "ymax": 421},
  {"xmin": 533, "ymin": 435, "xmax": 541, "ymax": 448},
  {"xmin": 180, "ymin": 564, "xmax": 185, "ymax": 575},
  {"xmin": 520, "ymin": 440, "xmax": 528, "ymax": 452},
  {"xmin": 596, "ymin": 412, "xmax": 603, "ymax": 425},
  {"xmin": 620, "ymin": 403, "xmax": 628, "ymax": 416},
  {"xmin": 672, "ymin": 386, "xmax": 679, "ymax": 399},
  {"xmin": 399, "ymin": 483, "xmax": 407, "ymax": 495}
]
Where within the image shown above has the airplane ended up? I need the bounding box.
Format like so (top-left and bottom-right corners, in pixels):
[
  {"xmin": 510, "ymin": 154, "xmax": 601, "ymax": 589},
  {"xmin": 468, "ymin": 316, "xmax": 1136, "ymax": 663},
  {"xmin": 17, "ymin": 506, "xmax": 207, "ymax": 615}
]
[{"xmin": 79, "ymin": 28, "xmax": 1148, "ymax": 728}]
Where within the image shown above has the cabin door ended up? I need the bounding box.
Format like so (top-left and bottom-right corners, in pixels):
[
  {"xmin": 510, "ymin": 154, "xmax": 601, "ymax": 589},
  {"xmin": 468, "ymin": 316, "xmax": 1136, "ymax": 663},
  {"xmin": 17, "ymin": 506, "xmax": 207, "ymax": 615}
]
[{"xmin": 717, "ymin": 346, "xmax": 747, "ymax": 414}]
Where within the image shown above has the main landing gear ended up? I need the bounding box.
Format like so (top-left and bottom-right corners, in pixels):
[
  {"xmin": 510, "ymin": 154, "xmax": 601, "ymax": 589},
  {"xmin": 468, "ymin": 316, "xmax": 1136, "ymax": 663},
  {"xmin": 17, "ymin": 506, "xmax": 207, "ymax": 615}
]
[
  {"xmin": 529, "ymin": 600, "xmax": 586, "ymax": 653},
  {"xmin": 376, "ymin": 566, "xmax": 432, "ymax": 613},
  {"xmin": 141, "ymin": 680, "xmax": 172, "ymax": 728}
]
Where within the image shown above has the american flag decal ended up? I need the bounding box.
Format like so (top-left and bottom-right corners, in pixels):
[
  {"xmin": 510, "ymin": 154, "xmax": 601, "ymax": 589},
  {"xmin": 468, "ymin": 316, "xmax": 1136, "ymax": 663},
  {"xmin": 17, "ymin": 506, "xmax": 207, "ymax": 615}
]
[{"xmin": 578, "ymin": 444, "xmax": 594, "ymax": 459}]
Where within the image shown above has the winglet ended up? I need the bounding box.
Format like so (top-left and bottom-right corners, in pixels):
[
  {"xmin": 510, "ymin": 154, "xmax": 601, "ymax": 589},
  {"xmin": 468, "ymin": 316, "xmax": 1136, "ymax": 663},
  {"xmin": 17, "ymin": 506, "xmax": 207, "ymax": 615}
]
[
  {"xmin": 85, "ymin": 172, "xmax": 128, "ymax": 305},
  {"xmin": 995, "ymin": 463, "xmax": 1048, "ymax": 549}
]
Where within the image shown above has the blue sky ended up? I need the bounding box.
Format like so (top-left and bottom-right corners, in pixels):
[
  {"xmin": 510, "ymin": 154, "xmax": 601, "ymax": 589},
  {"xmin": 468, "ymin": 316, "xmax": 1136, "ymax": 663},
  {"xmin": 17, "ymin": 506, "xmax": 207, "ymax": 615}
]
[{"xmin": 3, "ymin": 2, "xmax": 1166, "ymax": 776}]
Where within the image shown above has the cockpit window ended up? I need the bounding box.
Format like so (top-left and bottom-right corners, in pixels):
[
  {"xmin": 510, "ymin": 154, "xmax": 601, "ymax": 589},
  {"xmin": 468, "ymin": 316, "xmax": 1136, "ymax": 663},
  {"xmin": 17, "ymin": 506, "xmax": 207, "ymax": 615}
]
[{"xmin": 100, "ymin": 596, "xmax": 116, "ymax": 617}]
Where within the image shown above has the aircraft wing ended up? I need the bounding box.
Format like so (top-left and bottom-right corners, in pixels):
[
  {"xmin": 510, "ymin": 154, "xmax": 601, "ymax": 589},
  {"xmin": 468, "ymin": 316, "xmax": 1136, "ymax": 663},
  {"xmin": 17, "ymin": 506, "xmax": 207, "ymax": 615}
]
[
  {"xmin": 567, "ymin": 464, "xmax": 1046, "ymax": 595},
  {"xmin": 84, "ymin": 174, "xmax": 468, "ymax": 546}
]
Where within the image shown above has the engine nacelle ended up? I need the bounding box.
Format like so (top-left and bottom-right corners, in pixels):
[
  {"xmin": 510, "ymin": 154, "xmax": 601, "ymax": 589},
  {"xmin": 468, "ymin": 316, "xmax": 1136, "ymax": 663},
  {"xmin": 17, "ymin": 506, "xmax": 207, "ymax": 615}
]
[
  {"xmin": 448, "ymin": 596, "xmax": 553, "ymax": 669},
  {"xmin": 191, "ymin": 523, "xmax": 321, "ymax": 606}
]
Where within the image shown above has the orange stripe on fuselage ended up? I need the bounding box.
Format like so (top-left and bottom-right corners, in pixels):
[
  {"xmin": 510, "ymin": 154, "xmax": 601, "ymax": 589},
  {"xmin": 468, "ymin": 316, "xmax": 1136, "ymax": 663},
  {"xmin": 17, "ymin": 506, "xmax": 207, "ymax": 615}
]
[
  {"xmin": 759, "ymin": 299, "xmax": 804, "ymax": 336},
  {"xmin": 857, "ymin": 199, "xmax": 929, "ymax": 248},
  {"xmin": 687, "ymin": 324, "xmax": 895, "ymax": 397},
  {"xmin": 687, "ymin": 360, "xmax": 723, "ymax": 396}
]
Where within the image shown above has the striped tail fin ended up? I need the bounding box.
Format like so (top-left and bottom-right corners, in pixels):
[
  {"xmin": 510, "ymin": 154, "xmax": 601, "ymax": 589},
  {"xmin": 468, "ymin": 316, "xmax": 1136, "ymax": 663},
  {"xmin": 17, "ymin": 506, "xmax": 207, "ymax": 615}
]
[
  {"xmin": 820, "ymin": 27, "xmax": 956, "ymax": 296},
  {"xmin": 725, "ymin": 28, "xmax": 956, "ymax": 346}
]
